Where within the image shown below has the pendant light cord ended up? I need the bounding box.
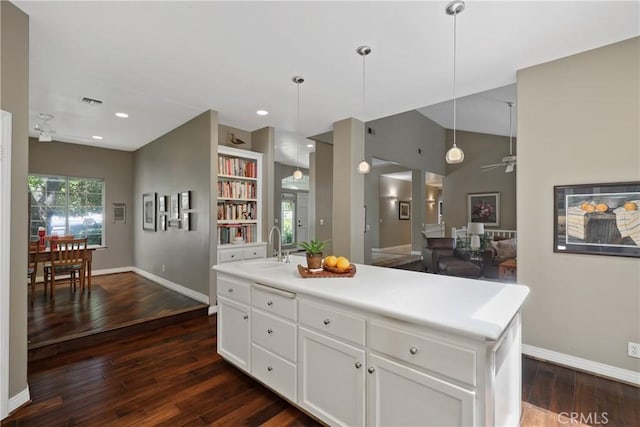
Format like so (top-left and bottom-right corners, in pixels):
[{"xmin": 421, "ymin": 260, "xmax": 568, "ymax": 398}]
[
  {"xmin": 452, "ymin": 11, "xmax": 458, "ymax": 148},
  {"xmin": 362, "ymin": 53, "xmax": 366, "ymax": 114}
]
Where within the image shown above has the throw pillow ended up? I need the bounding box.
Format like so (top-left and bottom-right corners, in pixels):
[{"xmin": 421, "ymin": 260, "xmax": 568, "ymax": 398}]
[{"xmin": 496, "ymin": 238, "xmax": 517, "ymax": 258}]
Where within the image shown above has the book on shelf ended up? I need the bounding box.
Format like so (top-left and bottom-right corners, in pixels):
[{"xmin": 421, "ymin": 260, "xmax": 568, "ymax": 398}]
[
  {"xmin": 218, "ymin": 156, "xmax": 257, "ymax": 178},
  {"xmin": 217, "ymin": 202, "xmax": 256, "ymax": 221},
  {"xmin": 217, "ymin": 223, "xmax": 256, "ymax": 244}
]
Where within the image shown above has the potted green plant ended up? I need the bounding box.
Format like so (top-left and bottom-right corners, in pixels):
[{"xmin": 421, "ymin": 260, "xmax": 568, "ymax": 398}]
[{"xmin": 297, "ymin": 239, "xmax": 328, "ymax": 270}]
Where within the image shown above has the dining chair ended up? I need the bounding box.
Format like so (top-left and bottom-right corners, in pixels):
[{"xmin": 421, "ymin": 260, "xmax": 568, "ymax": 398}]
[
  {"xmin": 44, "ymin": 237, "xmax": 88, "ymax": 302},
  {"xmin": 28, "ymin": 240, "xmax": 39, "ymax": 303}
]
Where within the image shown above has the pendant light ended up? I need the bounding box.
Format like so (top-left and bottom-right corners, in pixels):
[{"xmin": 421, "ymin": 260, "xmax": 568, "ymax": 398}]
[
  {"xmin": 356, "ymin": 45, "xmax": 371, "ymax": 174},
  {"xmin": 292, "ymin": 76, "xmax": 304, "ymax": 180},
  {"xmin": 445, "ymin": 0, "xmax": 465, "ymax": 164}
]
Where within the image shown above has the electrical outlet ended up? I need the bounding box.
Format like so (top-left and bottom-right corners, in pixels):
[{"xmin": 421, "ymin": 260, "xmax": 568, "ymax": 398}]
[
  {"xmin": 161, "ymin": 264, "xmax": 165, "ymax": 272},
  {"xmin": 628, "ymin": 342, "xmax": 640, "ymax": 358}
]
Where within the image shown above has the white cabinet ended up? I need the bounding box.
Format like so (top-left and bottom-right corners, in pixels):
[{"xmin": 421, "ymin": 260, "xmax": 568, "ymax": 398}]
[
  {"xmin": 217, "ymin": 242, "xmax": 266, "ymax": 264},
  {"xmin": 214, "ymin": 269, "xmax": 524, "ymax": 427},
  {"xmin": 217, "ymin": 296, "xmax": 250, "ymax": 372},
  {"xmin": 298, "ymin": 327, "xmax": 365, "ymax": 427},
  {"xmin": 366, "ymin": 353, "xmax": 475, "ymax": 427}
]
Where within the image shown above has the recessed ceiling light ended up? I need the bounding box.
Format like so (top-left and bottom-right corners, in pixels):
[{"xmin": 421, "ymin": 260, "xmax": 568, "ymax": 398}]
[
  {"xmin": 256, "ymin": 110, "xmax": 268, "ymax": 116},
  {"xmin": 115, "ymin": 112, "xmax": 129, "ymax": 118},
  {"xmin": 92, "ymin": 135, "xmax": 103, "ymax": 140},
  {"xmin": 306, "ymin": 144, "xmax": 314, "ymax": 148}
]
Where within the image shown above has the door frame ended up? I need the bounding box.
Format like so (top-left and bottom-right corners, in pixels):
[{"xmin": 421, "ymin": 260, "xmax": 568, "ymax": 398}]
[{"xmin": 0, "ymin": 110, "xmax": 12, "ymax": 419}]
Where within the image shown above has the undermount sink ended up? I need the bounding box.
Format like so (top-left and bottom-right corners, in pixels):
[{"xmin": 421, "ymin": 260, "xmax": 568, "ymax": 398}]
[{"xmin": 244, "ymin": 259, "xmax": 286, "ymax": 271}]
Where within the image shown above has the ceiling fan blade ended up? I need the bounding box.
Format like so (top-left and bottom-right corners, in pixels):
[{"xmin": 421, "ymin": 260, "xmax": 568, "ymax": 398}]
[{"xmin": 481, "ymin": 164, "xmax": 502, "ymax": 172}]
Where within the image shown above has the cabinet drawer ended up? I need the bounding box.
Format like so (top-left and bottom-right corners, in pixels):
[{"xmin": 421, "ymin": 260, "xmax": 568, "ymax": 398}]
[
  {"xmin": 251, "ymin": 344, "xmax": 296, "ymax": 402},
  {"xmin": 243, "ymin": 246, "xmax": 266, "ymax": 260},
  {"xmin": 368, "ymin": 322, "xmax": 476, "ymax": 386},
  {"xmin": 252, "ymin": 285, "xmax": 297, "ymax": 321},
  {"xmin": 217, "ymin": 276, "xmax": 250, "ymax": 304},
  {"xmin": 251, "ymin": 309, "xmax": 297, "ymax": 363},
  {"xmin": 219, "ymin": 248, "xmax": 243, "ymax": 263},
  {"xmin": 299, "ymin": 300, "xmax": 365, "ymax": 346}
]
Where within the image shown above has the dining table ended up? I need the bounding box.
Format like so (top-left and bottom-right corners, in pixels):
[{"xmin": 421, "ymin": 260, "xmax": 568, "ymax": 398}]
[{"xmin": 30, "ymin": 245, "xmax": 99, "ymax": 293}]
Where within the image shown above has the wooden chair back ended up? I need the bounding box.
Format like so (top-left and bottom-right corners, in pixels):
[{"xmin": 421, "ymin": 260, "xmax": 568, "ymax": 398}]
[
  {"xmin": 51, "ymin": 238, "xmax": 87, "ymax": 270},
  {"xmin": 28, "ymin": 240, "xmax": 39, "ymax": 270}
]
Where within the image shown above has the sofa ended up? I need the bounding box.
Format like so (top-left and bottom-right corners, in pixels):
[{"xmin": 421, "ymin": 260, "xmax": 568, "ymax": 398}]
[
  {"xmin": 422, "ymin": 237, "xmax": 481, "ymax": 278},
  {"xmin": 482, "ymin": 237, "xmax": 517, "ymax": 278}
]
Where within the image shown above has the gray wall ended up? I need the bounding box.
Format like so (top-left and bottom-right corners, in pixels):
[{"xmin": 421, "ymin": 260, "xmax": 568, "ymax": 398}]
[
  {"xmin": 133, "ymin": 111, "xmax": 216, "ymax": 297},
  {"xmin": 443, "ymin": 130, "xmax": 517, "ymax": 233},
  {"xmin": 2, "ymin": 0, "xmax": 29, "ymax": 399},
  {"xmin": 251, "ymin": 127, "xmax": 275, "ymax": 249},
  {"xmin": 29, "ymin": 139, "xmax": 134, "ymax": 270},
  {"xmin": 518, "ymin": 37, "xmax": 639, "ymax": 372},
  {"xmin": 365, "ymin": 110, "xmax": 446, "ymax": 176},
  {"xmin": 314, "ymin": 141, "xmax": 333, "ymax": 254},
  {"xmin": 378, "ymin": 176, "xmax": 412, "ymax": 248}
]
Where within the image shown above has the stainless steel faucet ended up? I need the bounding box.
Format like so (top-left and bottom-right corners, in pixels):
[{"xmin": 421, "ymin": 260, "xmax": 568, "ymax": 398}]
[{"xmin": 268, "ymin": 225, "xmax": 282, "ymax": 262}]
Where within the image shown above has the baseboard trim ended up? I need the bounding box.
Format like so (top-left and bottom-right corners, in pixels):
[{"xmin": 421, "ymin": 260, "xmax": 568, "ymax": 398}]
[
  {"xmin": 131, "ymin": 268, "xmax": 209, "ymax": 305},
  {"xmin": 522, "ymin": 344, "xmax": 640, "ymax": 386},
  {"xmin": 8, "ymin": 387, "xmax": 30, "ymax": 414},
  {"xmin": 35, "ymin": 266, "xmax": 135, "ymax": 283},
  {"xmin": 208, "ymin": 305, "xmax": 218, "ymax": 316},
  {"xmin": 91, "ymin": 266, "xmax": 134, "ymax": 276}
]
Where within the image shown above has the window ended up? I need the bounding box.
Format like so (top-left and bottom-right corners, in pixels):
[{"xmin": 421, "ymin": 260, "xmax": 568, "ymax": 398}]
[
  {"xmin": 28, "ymin": 175, "xmax": 105, "ymax": 245},
  {"xmin": 281, "ymin": 175, "xmax": 309, "ymax": 191}
]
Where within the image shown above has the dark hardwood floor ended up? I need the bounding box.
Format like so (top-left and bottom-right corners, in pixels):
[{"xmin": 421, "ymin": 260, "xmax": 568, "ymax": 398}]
[
  {"xmin": 28, "ymin": 272, "xmax": 208, "ymax": 360},
  {"xmin": 5, "ymin": 314, "xmax": 638, "ymax": 426}
]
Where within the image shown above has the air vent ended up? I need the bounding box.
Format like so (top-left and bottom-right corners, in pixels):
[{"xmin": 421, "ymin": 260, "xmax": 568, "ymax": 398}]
[{"xmin": 81, "ymin": 97, "xmax": 103, "ymax": 106}]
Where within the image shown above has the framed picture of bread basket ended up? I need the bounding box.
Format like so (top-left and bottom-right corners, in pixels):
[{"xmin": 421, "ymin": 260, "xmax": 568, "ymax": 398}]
[{"xmin": 553, "ymin": 182, "xmax": 640, "ymax": 257}]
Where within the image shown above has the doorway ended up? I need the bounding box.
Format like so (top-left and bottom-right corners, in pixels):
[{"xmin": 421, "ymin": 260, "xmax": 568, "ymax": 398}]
[{"xmin": 280, "ymin": 191, "xmax": 310, "ymax": 248}]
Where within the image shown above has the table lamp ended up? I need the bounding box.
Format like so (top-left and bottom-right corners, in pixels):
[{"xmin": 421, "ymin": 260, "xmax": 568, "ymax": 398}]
[{"xmin": 467, "ymin": 222, "xmax": 485, "ymax": 251}]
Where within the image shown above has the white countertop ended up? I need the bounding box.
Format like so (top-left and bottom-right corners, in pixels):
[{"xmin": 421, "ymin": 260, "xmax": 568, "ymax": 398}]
[{"xmin": 213, "ymin": 256, "xmax": 529, "ymax": 341}]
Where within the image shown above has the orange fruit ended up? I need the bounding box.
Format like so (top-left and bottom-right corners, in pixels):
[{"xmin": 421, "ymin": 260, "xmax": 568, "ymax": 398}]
[
  {"xmin": 324, "ymin": 255, "xmax": 337, "ymax": 268},
  {"xmin": 336, "ymin": 257, "xmax": 350, "ymax": 270}
]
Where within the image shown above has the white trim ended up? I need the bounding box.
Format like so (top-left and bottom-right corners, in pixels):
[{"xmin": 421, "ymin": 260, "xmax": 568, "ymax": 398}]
[
  {"xmin": 522, "ymin": 344, "xmax": 640, "ymax": 386},
  {"xmin": 7, "ymin": 387, "xmax": 30, "ymax": 414},
  {"xmin": 208, "ymin": 305, "xmax": 218, "ymax": 315},
  {"xmin": 0, "ymin": 111, "xmax": 12, "ymax": 419},
  {"xmin": 131, "ymin": 267, "xmax": 209, "ymax": 305}
]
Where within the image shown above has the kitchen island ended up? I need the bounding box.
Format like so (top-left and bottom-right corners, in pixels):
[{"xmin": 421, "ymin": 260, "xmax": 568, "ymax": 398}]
[{"xmin": 213, "ymin": 257, "xmax": 529, "ymax": 426}]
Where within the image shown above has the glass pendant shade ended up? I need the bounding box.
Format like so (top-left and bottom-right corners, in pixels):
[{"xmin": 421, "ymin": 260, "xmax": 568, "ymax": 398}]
[
  {"xmin": 292, "ymin": 168, "xmax": 303, "ymax": 180},
  {"xmin": 445, "ymin": 145, "xmax": 464, "ymax": 164},
  {"xmin": 357, "ymin": 160, "xmax": 371, "ymax": 174}
]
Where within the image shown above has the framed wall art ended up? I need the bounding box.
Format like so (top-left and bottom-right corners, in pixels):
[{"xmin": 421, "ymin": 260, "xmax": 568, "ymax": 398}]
[
  {"xmin": 399, "ymin": 201, "xmax": 410, "ymax": 220},
  {"xmin": 554, "ymin": 182, "xmax": 640, "ymax": 257},
  {"xmin": 182, "ymin": 212, "xmax": 191, "ymax": 231},
  {"xmin": 158, "ymin": 195, "xmax": 167, "ymax": 213},
  {"xmin": 159, "ymin": 215, "xmax": 167, "ymax": 231},
  {"xmin": 181, "ymin": 191, "xmax": 191, "ymax": 210},
  {"xmin": 142, "ymin": 193, "xmax": 156, "ymax": 231},
  {"xmin": 170, "ymin": 193, "xmax": 180, "ymax": 220},
  {"xmin": 468, "ymin": 192, "xmax": 500, "ymax": 227}
]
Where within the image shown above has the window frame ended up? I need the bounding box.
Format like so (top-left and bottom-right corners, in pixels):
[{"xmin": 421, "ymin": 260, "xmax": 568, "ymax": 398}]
[{"xmin": 28, "ymin": 173, "xmax": 106, "ymax": 246}]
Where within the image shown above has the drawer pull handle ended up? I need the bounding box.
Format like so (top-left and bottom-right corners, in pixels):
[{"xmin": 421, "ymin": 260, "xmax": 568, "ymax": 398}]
[
  {"xmin": 228, "ymin": 288, "xmax": 234, "ymax": 293},
  {"xmin": 242, "ymin": 314, "xmax": 248, "ymax": 320},
  {"xmin": 267, "ymin": 328, "xmax": 273, "ymax": 334},
  {"xmin": 253, "ymin": 252, "xmax": 257, "ymax": 255},
  {"xmin": 409, "ymin": 346, "xmax": 418, "ymax": 355},
  {"xmin": 267, "ymin": 300, "xmax": 273, "ymax": 306},
  {"xmin": 323, "ymin": 319, "xmax": 331, "ymax": 325},
  {"xmin": 355, "ymin": 362, "xmax": 362, "ymax": 369},
  {"xmin": 368, "ymin": 367, "xmax": 375, "ymax": 374},
  {"xmin": 267, "ymin": 366, "xmax": 273, "ymax": 372},
  {"xmin": 230, "ymin": 255, "xmax": 235, "ymax": 258}
]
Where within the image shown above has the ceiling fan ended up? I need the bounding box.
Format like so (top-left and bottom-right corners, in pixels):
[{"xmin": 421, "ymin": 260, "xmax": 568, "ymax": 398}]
[{"xmin": 481, "ymin": 101, "xmax": 516, "ymax": 173}]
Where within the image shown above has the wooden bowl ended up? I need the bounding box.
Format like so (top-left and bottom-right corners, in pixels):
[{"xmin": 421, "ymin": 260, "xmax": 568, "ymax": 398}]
[{"xmin": 323, "ymin": 264, "xmax": 355, "ymax": 274}]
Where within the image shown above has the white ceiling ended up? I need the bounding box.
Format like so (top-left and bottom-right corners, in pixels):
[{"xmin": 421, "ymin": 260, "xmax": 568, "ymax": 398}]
[{"xmin": 15, "ymin": 0, "xmax": 640, "ymax": 167}]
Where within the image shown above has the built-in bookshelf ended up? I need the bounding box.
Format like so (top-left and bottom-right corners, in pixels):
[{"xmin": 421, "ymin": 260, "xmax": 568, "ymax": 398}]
[{"xmin": 216, "ymin": 146, "xmax": 264, "ymax": 251}]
